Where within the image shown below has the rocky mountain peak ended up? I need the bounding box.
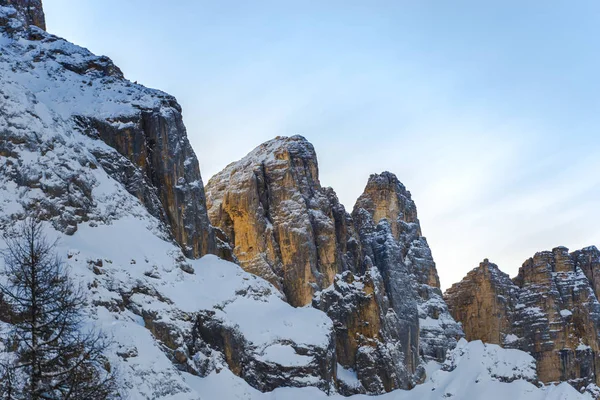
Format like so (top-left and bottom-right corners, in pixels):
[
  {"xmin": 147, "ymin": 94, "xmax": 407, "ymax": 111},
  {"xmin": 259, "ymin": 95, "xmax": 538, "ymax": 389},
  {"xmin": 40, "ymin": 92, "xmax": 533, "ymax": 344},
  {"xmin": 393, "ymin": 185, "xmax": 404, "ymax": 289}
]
[
  {"xmin": 354, "ymin": 171, "xmax": 421, "ymax": 243},
  {"xmin": 206, "ymin": 139, "xmax": 463, "ymax": 394},
  {"xmin": 444, "ymin": 258, "xmax": 518, "ymax": 345},
  {"xmin": 1, "ymin": 0, "xmax": 45, "ymax": 30},
  {"xmin": 206, "ymin": 135, "xmax": 360, "ymax": 308},
  {"xmin": 446, "ymin": 246, "xmax": 600, "ymax": 392},
  {"xmin": 0, "ymin": 6, "xmax": 218, "ymax": 259},
  {"xmin": 0, "ymin": 3, "xmax": 596, "ymax": 398}
]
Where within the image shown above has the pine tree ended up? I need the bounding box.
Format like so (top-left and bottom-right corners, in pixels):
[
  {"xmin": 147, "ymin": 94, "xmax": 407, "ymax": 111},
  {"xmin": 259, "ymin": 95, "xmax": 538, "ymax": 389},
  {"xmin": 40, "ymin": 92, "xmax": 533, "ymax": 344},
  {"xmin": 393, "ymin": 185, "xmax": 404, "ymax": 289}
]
[{"xmin": 0, "ymin": 218, "xmax": 116, "ymax": 399}]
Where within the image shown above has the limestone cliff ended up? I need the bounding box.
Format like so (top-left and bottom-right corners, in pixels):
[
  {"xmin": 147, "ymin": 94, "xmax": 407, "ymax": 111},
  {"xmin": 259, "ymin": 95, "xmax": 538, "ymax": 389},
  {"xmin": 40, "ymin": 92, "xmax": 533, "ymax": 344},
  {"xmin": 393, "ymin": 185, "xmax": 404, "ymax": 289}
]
[
  {"xmin": 76, "ymin": 103, "xmax": 218, "ymax": 259},
  {"xmin": 206, "ymin": 138, "xmax": 463, "ymax": 394},
  {"xmin": 353, "ymin": 172, "xmax": 463, "ymax": 363},
  {"xmin": 0, "ymin": 4, "xmax": 220, "ymax": 259},
  {"xmin": 445, "ymin": 246, "xmax": 600, "ymax": 391},
  {"xmin": 443, "ymin": 259, "xmax": 518, "ymax": 345},
  {"xmin": 5, "ymin": 1, "xmax": 591, "ymax": 398},
  {"xmin": 205, "ymin": 136, "xmax": 415, "ymax": 393},
  {"xmin": 206, "ymin": 135, "xmax": 361, "ymax": 307}
]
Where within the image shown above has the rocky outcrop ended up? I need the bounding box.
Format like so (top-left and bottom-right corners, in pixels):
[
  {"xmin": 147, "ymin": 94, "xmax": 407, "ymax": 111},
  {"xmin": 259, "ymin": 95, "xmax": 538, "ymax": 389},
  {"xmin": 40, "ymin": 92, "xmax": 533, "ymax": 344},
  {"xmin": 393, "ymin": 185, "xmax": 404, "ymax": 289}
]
[
  {"xmin": 350, "ymin": 199, "xmax": 421, "ymax": 381},
  {"xmin": 353, "ymin": 172, "xmax": 463, "ymax": 363},
  {"xmin": 206, "ymin": 138, "xmax": 463, "ymax": 394},
  {"xmin": 76, "ymin": 108, "xmax": 218, "ymax": 259},
  {"xmin": 192, "ymin": 308, "xmax": 336, "ymax": 393},
  {"xmin": 206, "ymin": 136, "xmax": 361, "ymax": 307},
  {"xmin": 444, "ymin": 259, "xmax": 518, "ymax": 345},
  {"xmin": 0, "ymin": 0, "xmax": 46, "ymax": 30},
  {"xmin": 6, "ymin": 1, "xmax": 594, "ymax": 398},
  {"xmin": 445, "ymin": 246, "xmax": 600, "ymax": 391},
  {"xmin": 205, "ymin": 136, "xmax": 420, "ymax": 393},
  {"xmin": 314, "ymin": 269, "xmax": 422, "ymax": 394},
  {"xmin": 0, "ymin": 9, "xmax": 221, "ymax": 259}
]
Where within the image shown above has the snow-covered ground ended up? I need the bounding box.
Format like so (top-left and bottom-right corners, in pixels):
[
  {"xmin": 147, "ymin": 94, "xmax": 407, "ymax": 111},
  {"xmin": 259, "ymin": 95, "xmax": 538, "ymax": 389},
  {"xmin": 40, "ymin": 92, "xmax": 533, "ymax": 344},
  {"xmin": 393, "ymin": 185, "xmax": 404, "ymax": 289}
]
[
  {"xmin": 185, "ymin": 339, "xmax": 588, "ymax": 400},
  {"xmin": 1, "ymin": 197, "xmax": 589, "ymax": 399}
]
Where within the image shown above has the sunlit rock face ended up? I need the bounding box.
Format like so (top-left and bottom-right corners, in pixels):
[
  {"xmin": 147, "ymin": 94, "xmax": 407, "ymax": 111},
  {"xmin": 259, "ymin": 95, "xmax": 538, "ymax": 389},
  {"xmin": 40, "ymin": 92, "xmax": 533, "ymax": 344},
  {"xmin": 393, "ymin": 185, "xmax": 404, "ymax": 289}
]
[
  {"xmin": 205, "ymin": 135, "xmax": 362, "ymax": 307},
  {"xmin": 0, "ymin": 5, "xmax": 334, "ymax": 396},
  {"xmin": 445, "ymin": 246, "xmax": 600, "ymax": 390},
  {"xmin": 206, "ymin": 138, "xmax": 463, "ymax": 394},
  {"xmin": 444, "ymin": 259, "xmax": 518, "ymax": 345}
]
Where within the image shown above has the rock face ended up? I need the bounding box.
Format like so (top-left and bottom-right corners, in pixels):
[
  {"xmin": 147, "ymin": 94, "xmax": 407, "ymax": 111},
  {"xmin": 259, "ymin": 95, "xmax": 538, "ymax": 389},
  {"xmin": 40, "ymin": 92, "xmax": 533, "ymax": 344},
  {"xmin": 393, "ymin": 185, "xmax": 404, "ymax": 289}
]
[
  {"xmin": 0, "ymin": 5, "xmax": 220, "ymax": 259},
  {"xmin": 314, "ymin": 268, "xmax": 420, "ymax": 394},
  {"xmin": 206, "ymin": 136, "xmax": 361, "ymax": 307},
  {"xmin": 352, "ymin": 173, "xmax": 463, "ymax": 363},
  {"xmin": 0, "ymin": 6, "xmax": 337, "ymax": 396},
  {"xmin": 206, "ymin": 138, "xmax": 463, "ymax": 394},
  {"xmin": 444, "ymin": 259, "xmax": 518, "ymax": 345},
  {"xmin": 445, "ymin": 246, "xmax": 600, "ymax": 391},
  {"xmin": 77, "ymin": 105, "xmax": 218, "ymax": 259},
  {"xmin": 0, "ymin": 0, "xmax": 46, "ymax": 30},
  {"xmin": 3, "ymin": 1, "xmax": 595, "ymax": 398}
]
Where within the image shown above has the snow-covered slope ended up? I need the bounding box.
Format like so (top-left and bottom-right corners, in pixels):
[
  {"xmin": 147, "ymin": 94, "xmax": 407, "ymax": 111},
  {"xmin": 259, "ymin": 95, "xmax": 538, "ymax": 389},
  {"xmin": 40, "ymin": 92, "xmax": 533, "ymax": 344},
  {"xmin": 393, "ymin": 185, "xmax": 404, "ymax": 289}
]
[
  {"xmin": 186, "ymin": 339, "xmax": 589, "ymax": 400},
  {"xmin": 0, "ymin": 3, "xmax": 593, "ymax": 399},
  {"xmin": 0, "ymin": 4, "xmax": 333, "ymax": 397},
  {"xmin": 52, "ymin": 219, "xmax": 334, "ymax": 398}
]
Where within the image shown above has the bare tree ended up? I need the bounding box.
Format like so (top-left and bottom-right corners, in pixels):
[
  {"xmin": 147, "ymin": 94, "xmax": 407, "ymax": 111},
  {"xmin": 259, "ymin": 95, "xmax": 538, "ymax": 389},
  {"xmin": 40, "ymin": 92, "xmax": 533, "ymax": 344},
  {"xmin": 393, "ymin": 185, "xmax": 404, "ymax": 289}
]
[{"xmin": 0, "ymin": 217, "xmax": 116, "ymax": 399}]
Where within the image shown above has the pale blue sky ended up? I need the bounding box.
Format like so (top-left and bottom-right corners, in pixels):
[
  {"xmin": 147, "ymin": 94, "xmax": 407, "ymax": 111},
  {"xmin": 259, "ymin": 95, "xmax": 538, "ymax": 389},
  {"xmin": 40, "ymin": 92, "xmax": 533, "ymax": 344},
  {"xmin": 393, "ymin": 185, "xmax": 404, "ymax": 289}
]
[{"xmin": 44, "ymin": 0, "xmax": 600, "ymax": 289}]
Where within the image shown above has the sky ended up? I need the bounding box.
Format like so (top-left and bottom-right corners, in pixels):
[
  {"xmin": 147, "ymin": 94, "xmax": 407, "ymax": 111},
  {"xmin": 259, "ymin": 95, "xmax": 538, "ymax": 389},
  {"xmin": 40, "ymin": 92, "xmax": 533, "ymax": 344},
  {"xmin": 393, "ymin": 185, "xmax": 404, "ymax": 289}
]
[{"xmin": 43, "ymin": 0, "xmax": 600, "ymax": 290}]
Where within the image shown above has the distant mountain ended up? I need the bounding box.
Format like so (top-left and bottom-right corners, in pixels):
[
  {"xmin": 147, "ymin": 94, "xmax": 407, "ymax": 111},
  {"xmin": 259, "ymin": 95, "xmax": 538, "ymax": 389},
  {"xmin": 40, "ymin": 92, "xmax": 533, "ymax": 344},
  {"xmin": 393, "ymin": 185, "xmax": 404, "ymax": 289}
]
[{"xmin": 445, "ymin": 246, "xmax": 600, "ymax": 393}]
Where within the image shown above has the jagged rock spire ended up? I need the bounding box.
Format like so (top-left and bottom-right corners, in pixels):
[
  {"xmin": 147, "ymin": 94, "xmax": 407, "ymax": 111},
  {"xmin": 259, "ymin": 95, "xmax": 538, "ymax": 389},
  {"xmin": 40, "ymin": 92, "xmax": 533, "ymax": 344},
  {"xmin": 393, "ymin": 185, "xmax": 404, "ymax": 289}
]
[
  {"xmin": 206, "ymin": 140, "xmax": 463, "ymax": 394},
  {"xmin": 206, "ymin": 135, "xmax": 362, "ymax": 307}
]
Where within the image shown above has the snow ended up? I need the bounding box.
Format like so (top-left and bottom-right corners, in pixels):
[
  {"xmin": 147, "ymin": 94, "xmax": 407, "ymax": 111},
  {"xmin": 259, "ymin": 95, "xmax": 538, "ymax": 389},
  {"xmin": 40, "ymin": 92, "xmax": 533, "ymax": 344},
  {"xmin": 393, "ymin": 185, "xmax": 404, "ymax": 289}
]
[
  {"xmin": 336, "ymin": 364, "xmax": 361, "ymax": 390},
  {"xmin": 504, "ymin": 334, "xmax": 520, "ymax": 344},
  {"xmin": 258, "ymin": 344, "xmax": 314, "ymax": 367},
  {"xmin": 63, "ymin": 217, "xmax": 332, "ymax": 350},
  {"xmin": 560, "ymin": 309, "xmax": 573, "ymax": 318},
  {"xmin": 182, "ymin": 340, "xmax": 590, "ymax": 400},
  {"xmin": 0, "ymin": 213, "xmax": 333, "ymax": 398}
]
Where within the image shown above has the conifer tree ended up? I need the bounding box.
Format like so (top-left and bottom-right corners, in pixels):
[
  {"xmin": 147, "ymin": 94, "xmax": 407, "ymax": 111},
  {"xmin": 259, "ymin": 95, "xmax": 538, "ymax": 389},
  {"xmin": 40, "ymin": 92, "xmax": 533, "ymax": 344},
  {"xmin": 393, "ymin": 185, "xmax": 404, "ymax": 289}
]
[{"xmin": 0, "ymin": 217, "xmax": 115, "ymax": 399}]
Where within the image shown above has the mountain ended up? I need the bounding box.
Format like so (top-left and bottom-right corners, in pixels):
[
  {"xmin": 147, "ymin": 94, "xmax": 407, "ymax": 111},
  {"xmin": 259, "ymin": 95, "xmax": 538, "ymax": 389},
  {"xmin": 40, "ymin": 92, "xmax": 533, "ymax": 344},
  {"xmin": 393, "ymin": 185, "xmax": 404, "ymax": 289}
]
[
  {"xmin": 205, "ymin": 136, "xmax": 464, "ymax": 394},
  {"xmin": 445, "ymin": 247, "xmax": 600, "ymax": 393},
  {"xmin": 0, "ymin": 1, "xmax": 594, "ymax": 399},
  {"xmin": 0, "ymin": 2, "xmax": 333, "ymax": 397}
]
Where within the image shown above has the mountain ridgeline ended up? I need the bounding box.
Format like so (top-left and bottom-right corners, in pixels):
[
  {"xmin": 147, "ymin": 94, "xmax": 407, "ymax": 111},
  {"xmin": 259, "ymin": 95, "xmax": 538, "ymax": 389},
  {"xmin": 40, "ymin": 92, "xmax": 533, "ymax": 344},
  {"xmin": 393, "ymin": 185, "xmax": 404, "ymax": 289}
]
[
  {"xmin": 1, "ymin": 1, "xmax": 599, "ymax": 398},
  {"xmin": 445, "ymin": 246, "xmax": 600, "ymax": 391}
]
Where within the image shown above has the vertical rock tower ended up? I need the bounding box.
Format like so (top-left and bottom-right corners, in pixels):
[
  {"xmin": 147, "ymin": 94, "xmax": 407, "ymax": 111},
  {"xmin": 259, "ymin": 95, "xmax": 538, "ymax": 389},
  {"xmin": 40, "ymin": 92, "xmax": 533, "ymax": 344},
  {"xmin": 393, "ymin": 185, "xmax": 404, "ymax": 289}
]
[
  {"xmin": 352, "ymin": 172, "xmax": 463, "ymax": 362},
  {"xmin": 206, "ymin": 136, "xmax": 362, "ymax": 307}
]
